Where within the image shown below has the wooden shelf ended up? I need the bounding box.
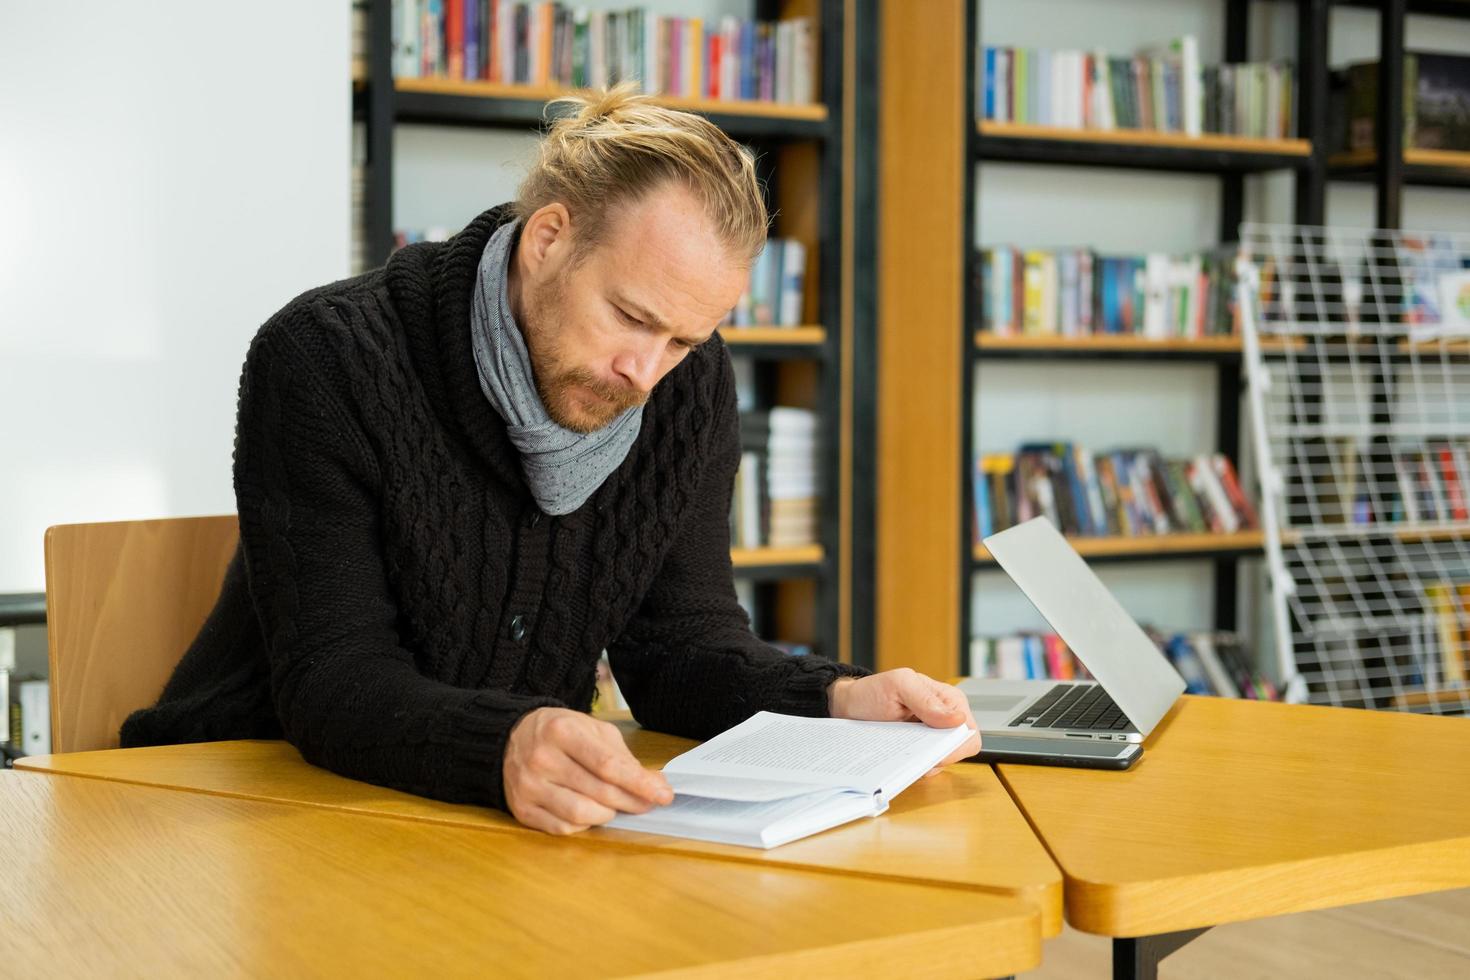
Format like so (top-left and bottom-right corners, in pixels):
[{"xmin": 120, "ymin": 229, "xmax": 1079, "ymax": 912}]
[
  {"xmin": 978, "ymin": 333, "xmax": 1245, "ymax": 353},
  {"xmin": 980, "ymin": 121, "xmax": 1311, "ymax": 155},
  {"xmin": 1331, "ymin": 147, "xmax": 1470, "ymax": 170},
  {"xmin": 973, "ymin": 332, "xmax": 1304, "ymax": 360},
  {"xmin": 1328, "ymin": 147, "xmax": 1470, "ymax": 188},
  {"xmin": 1400, "ymin": 338, "xmax": 1470, "ymax": 355},
  {"xmin": 1388, "ymin": 686, "xmax": 1470, "ymax": 712},
  {"xmin": 976, "ymin": 122, "xmax": 1312, "ymax": 173},
  {"xmin": 731, "ymin": 545, "xmax": 825, "ymax": 570},
  {"xmin": 1393, "ymin": 523, "xmax": 1470, "ymax": 544},
  {"xmin": 720, "ymin": 326, "xmax": 827, "ymax": 345},
  {"xmin": 972, "ymin": 531, "xmax": 1266, "ymax": 565},
  {"xmin": 1286, "ymin": 524, "xmax": 1470, "ymax": 545},
  {"xmin": 395, "ymin": 77, "xmax": 827, "ymax": 119},
  {"xmin": 353, "ymin": 77, "xmax": 831, "ymax": 138},
  {"xmin": 0, "ymin": 592, "xmax": 47, "ymax": 627}
]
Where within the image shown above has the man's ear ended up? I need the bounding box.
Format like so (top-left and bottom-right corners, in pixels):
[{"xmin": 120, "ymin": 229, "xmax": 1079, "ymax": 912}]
[{"xmin": 520, "ymin": 202, "xmax": 572, "ymax": 277}]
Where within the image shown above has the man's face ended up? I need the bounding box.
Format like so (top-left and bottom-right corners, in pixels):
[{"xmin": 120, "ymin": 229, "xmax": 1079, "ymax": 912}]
[{"xmin": 513, "ymin": 185, "xmax": 750, "ymax": 434}]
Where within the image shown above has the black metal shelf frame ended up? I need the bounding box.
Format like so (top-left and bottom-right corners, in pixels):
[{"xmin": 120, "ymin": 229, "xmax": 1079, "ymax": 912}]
[
  {"xmin": 722, "ymin": 339, "xmax": 831, "ymax": 360},
  {"xmin": 975, "ymin": 135, "xmax": 1312, "ymax": 174},
  {"xmin": 359, "ymin": 0, "xmax": 863, "ymax": 665},
  {"xmin": 0, "ymin": 594, "xmax": 46, "ymax": 628},
  {"xmin": 1328, "ymin": 159, "xmax": 1470, "ymax": 190},
  {"xmin": 732, "ymin": 557, "xmax": 829, "ymax": 581}
]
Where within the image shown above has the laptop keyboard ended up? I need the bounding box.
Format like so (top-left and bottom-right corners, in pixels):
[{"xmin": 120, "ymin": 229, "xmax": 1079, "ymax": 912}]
[{"xmin": 1010, "ymin": 683, "xmax": 1136, "ymax": 732}]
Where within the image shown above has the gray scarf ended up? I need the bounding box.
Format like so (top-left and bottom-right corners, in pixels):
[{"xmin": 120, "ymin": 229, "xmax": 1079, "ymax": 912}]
[{"xmin": 470, "ymin": 220, "xmax": 643, "ymax": 516}]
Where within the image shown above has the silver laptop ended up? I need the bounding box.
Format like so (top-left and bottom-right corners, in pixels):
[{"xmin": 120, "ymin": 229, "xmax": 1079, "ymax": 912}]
[{"xmin": 960, "ymin": 517, "xmax": 1186, "ymax": 745}]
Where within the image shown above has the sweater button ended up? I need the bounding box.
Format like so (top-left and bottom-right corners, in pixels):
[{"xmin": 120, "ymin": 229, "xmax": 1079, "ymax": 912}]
[{"xmin": 509, "ymin": 615, "xmax": 527, "ymax": 643}]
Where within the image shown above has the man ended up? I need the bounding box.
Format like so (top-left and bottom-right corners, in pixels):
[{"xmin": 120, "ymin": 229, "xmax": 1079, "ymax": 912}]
[{"xmin": 122, "ymin": 85, "xmax": 980, "ymax": 835}]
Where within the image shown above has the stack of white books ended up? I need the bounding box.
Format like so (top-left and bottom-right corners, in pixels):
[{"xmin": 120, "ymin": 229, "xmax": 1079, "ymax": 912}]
[{"xmin": 766, "ymin": 407, "xmax": 818, "ymax": 547}]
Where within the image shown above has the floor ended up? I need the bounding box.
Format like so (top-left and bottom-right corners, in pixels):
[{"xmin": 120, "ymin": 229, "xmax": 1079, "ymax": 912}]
[{"xmin": 1025, "ymin": 887, "xmax": 1470, "ymax": 978}]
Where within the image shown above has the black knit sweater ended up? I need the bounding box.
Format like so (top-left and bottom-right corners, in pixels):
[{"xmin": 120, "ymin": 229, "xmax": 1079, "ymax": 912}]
[{"xmin": 120, "ymin": 203, "xmax": 867, "ymax": 812}]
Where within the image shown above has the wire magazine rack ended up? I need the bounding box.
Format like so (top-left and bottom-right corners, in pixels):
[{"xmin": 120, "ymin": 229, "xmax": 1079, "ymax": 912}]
[{"xmin": 1238, "ymin": 224, "xmax": 1470, "ymax": 715}]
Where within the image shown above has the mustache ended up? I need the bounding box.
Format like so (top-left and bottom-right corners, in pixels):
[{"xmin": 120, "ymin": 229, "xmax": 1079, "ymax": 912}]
[{"xmin": 550, "ymin": 368, "xmax": 648, "ymax": 412}]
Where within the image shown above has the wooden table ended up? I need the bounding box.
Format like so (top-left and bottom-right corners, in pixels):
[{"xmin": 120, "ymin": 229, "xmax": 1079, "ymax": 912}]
[
  {"xmin": 16, "ymin": 722, "xmax": 1064, "ymax": 937},
  {"xmin": 0, "ymin": 769, "xmax": 1042, "ymax": 977},
  {"xmin": 994, "ymin": 694, "xmax": 1470, "ymax": 979}
]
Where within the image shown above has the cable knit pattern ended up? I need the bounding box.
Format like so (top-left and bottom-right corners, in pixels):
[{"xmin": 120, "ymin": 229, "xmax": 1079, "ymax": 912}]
[{"xmin": 119, "ymin": 203, "xmax": 869, "ymax": 813}]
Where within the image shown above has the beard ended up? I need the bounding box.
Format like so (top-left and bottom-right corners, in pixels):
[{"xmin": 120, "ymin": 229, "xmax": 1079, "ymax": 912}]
[{"xmin": 521, "ymin": 273, "xmax": 648, "ymax": 434}]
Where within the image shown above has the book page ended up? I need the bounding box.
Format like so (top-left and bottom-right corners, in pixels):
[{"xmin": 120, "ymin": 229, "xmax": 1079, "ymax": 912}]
[
  {"xmin": 606, "ymin": 787, "xmax": 879, "ymax": 849},
  {"xmin": 664, "ymin": 712, "xmax": 971, "ymax": 796},
  {"xmin": 663, "ymin": 772, "xmax": 830, "ymax": 802}
]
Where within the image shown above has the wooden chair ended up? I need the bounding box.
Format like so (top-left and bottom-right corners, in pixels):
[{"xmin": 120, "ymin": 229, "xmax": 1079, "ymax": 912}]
[{"xmin": 43, "ymin": 516, "xmax": 239, "ymax": 754}]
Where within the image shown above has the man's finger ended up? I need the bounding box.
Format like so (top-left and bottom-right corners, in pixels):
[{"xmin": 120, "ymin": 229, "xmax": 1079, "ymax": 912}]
[
  {"xmin": 523, "ymin": 803, "xmax": 590, "ymax": 836},
  {"xmin": 901, "ymin": 673, "xmax": 970, "ymax": 729},
  {"xmin": 538, "ymin": 782, "xmax": 618, "ymax": 829},
  {"xmin": 566, "ymin": 727, "xmax": 673, "ymax": 805},
  {"xmin": 550, "ymin": 754, "xmax": 662, "ymax": 815}
]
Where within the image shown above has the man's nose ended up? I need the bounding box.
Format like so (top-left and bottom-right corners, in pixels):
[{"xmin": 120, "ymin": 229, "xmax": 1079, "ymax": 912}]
[{"xmin": 615, "ymin": 341, "xmax": 663, "ymax": 394}]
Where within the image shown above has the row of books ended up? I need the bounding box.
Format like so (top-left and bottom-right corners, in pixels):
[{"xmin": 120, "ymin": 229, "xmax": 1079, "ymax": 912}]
[
  {"xmin": 394, "ymin": 227, "xmax": 455, "ymax": 249},
  {"xmin": 388, "ymin": 229, "xmax": 809, "ymax": 330},
  {"xmin": 980, "ymin": 37, "xmax": 1296, "ymax": 140},
  {"xmin": 977, "ymin": 247, "xmax": 1242, "ymax": 339},
  {"xmin": 2, "ymin": 628, "xmax": 49, "ymax": 757},
  {"xmin": 390, "ymin": 1, "xmax": 817, "ymax": 104},
  {"xmin": 6, "ymin": 680, "xmax": 48, "ymax": 757},
  {"xmin": 351, "ymin": 121, "xmax": 369, "ymax": 274},
  {"xmin": 1248, "ymin": 234, "xmax": 1470, "ymax": 338},
  {"xmin": 722, "ymin": 239, "xmax": 807, "ymax": 328},
  {"xmin": 1305, "ymin": 438, "xmax": 1470, "ymax": 527},
  {"xmin": 1425, "ymin": 580, "xmax": 1469, "ymax": 686},
  {"xmin": 968, "ymin": 629, "xmax": 1278, "ymax": 700},
  {"xmin": 732, "ymin": 408, "xmax": 819, "ymax": 549},
  {"xmin": 973, "ymin": 445, "xmax": 1259, "ymax": 543},
  {"xmin": 1330, "ymin": 53, "xmax": 1470, "ymax": 156}
]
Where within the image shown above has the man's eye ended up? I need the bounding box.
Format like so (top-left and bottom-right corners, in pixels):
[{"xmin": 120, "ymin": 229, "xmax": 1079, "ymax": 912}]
[{"xmin": 615, "ymin": 306, "xmax": 642, "ymax": 326}]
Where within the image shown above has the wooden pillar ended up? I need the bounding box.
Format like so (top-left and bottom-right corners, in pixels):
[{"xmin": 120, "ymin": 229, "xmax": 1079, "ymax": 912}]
[{"xmin": 875, "ymin": 0, "xmax": 966, "ymax": 676}]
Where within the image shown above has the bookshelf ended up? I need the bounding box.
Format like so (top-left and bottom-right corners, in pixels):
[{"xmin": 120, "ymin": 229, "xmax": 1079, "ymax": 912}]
[
  {"xmin": 972, "ymin": 530, "xmax": 1267, "ymax": 565},
  {"xmin": 877, "ymin": 0, "xmax": 1333, "ymax": 681},
  {"xmin": 1322, "ymin": 0, "xmax": 1470, "ymax": 227},
  {"xmin": 355, "ymin": 0, "xmax": 868, "ymax": 666},
  {"xmin": 977, "ymin": 120, "xmax": 1313, "ymax": 171},
  {"xmin": 959, "ymin": 0, "xmax": 1330, "ymax": 677}
]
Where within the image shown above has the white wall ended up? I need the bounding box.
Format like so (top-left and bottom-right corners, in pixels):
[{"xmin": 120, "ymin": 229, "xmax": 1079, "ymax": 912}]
[
  {"xmin": 0, "ymin": 2, "xmax": 351, "ymax": 594},
  {"xmin": 971, "ymin": 2, "xmax": 1470, "ymax": 653}
]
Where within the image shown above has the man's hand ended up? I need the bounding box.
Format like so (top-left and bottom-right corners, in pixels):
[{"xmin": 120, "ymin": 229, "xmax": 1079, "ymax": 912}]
[
  {"xmin": 827, "ymin": 669, "xmax": 981, "ymax": 770},
  {"xmin": 504, "ymin": 707, "xmax": 674, "ymax": 835}
]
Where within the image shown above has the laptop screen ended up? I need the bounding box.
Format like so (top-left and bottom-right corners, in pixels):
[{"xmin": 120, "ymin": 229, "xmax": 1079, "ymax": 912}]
[{"xmin": 982, "ymin": 517, "xmax": 1187, "ymax": 735}]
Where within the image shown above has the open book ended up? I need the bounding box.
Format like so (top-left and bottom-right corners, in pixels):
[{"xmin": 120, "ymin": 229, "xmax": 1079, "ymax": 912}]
[{"xmin": 606, "ymin": 711, "xmax": 973, "ymax": 849}]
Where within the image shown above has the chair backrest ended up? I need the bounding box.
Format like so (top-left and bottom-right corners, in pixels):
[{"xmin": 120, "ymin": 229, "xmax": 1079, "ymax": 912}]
[{"xmin": 44, "ymin": 516, "xmax": 239, "ymax": 754}]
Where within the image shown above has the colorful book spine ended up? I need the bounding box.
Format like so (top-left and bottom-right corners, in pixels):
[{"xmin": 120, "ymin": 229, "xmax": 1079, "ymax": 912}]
[
  {"xmin": 389, "ymin": 3, "xmax": 816, "ymax": 104},
  {"xmin": 980, "ymin": 40, "xmax": 1294, "ymax": 138}
]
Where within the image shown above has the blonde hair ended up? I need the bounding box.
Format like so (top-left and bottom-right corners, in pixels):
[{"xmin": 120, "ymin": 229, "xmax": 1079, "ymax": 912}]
[{"xmin": 516, "ymin": 82, "xmax": 769, "ymax": 267}]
